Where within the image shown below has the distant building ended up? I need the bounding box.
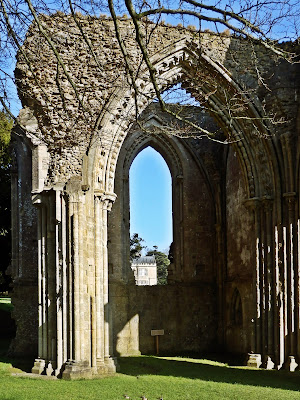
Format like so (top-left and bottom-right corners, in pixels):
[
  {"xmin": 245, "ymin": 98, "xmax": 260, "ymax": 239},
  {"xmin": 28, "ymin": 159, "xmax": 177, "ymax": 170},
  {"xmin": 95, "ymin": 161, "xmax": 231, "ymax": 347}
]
[{"xmin": 131, "ymin": 256, "xmax": 157, "ymax": 286}]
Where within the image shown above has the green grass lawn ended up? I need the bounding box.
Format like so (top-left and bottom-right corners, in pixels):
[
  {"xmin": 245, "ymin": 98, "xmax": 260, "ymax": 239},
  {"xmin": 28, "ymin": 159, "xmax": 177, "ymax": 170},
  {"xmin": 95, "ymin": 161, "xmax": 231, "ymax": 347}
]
[
  {"xmin": 0, "ymin": 355, "xmax": 300, "ymax": 400},
  {"xmin": 0, "ymin": 297, "xmax": 299, "ymax": 400},
  {"xmin": 0, "ymin": 297, "xmax": 13, "ymax": 313}
]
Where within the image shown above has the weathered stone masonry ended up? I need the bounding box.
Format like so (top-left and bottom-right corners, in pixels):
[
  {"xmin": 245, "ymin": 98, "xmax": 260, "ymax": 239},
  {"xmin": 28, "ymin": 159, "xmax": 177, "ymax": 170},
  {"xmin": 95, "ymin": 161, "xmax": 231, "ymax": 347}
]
[{"xmin": 11, "ymin": 13, "xmax": 300, "ymax": 377}]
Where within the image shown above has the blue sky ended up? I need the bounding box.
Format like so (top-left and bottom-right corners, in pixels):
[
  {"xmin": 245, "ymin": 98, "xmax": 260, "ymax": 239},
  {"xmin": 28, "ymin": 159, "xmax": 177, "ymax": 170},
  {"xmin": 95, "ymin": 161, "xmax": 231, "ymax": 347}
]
[{"xmin": 129, "ymin": 146, "xmax": 173, "ymax": 254}]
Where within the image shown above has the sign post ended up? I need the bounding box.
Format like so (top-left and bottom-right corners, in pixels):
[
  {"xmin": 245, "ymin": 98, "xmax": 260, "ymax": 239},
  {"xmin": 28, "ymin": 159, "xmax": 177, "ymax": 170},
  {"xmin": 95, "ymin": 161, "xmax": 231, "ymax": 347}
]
[{"xmin": 151, "ymin": 329, "xmax": 164, "ymax": 355}]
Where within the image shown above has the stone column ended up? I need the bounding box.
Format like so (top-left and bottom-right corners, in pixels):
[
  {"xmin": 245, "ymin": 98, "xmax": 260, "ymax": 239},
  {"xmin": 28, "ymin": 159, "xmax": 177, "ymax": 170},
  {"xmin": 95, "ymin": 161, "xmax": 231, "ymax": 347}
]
[
  {"xmin": 297, "ymin": 214, "xmax": 300, "ymax": 361},
  {"xmin": 95, "ymin": 195, "xmax": 105, "ymax": 369},
  {"xmin": 61, "ymin": 193, "xmax": 68, "ymax": 367},
  {"xmin": 245, "ymin": 198, "xmax": 262, "ymax": 368},
  {"xmin": 54, "ymin": 187, "xmax": 65, "ymax": 376},
  {"xmin": 262, "ymin": 197, "xmax": 275, "ymax": 369},
  {"xmin": 67, "ymin": 197, "xmax": 74, "ymax": 363},
  {"xmin": 32, "ymin": 185, "xmax": 118, "ymax": 379},
  {"xmin": 274, "ymin": 222, "xmax": 284, "ymax": 369},
  {"xmin": 283, "ymin": 192, "xmax": 298, "ymax": 371},
  {"xmin": 73, "ymin": 197, "xmax": 81, "ymax": 362},
  {"xmin": 102, "ymin": 194, "xmax": 118, "ymax": 373},
  {"xmin": 63, "ymin": 192, "xmax": 91, "ymax": 379},
  {"xmin": 10, "ymin": 150, "xmax": 19, "ymax": 279},
  {"xmin": 32, "ymin": 193, "xmax": 46, "ymax": 375},
  {"xmin": 32, "ymin": 188, "xmax": 68, "ymax": 377},
  {"xmin": 94, "ymin": 192, "xmax": 118, "ymax": 374}
]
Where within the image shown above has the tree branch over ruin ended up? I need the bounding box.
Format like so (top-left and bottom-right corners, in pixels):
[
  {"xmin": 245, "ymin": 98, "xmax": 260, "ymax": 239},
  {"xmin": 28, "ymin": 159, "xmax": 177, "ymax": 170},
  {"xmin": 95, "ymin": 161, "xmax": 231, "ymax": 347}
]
[
  {"xmin": 120, "ymin": 0, "xmax": 298, "ymax": 139},
  {"xmin": 135, "ymin": 2, "xmax": 297, "ymax": 59},
  {"xmin": 68, "ymin": 0, "xmax": 104, "ymax": 73},
  {"xmin": 0, "ymin": 0, "xmax": 52, "ymax": 122},
  {"xmin": 123, "ymin": 0, "xmax": 223, "ymax": 138},
  {"xmin": 24, "ymin": 0, "xmax": 89, "ymax": 115},
  {"xmin": 0, "ymin": 0, "xmax": 298, "ymax": 147},
  {"xmin": 108, "ymin": 0, "xmax": 140, "ymax": 117}
]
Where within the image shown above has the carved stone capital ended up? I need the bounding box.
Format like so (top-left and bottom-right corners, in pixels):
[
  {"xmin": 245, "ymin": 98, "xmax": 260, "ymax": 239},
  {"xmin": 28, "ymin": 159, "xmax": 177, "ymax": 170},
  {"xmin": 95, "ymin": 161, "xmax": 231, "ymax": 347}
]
[
  {"xmin": 261, "ymin": 196, "xmax": 273, "ymax": 212},
  {"xmin": 283, "ymin": 192, "xmax": 296, "ymax": 209},
  {"xmin": 94, "ymin": 190, "xmax": 117, "ymax": 211},
  {"xmin": 244, "ymin": 197, "xmax": 261, "ymax": 211}
]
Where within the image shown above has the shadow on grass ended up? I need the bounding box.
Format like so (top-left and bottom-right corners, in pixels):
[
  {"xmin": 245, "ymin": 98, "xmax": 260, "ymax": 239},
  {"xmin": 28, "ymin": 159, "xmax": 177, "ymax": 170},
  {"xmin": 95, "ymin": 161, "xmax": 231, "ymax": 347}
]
[
  {"xmin": 0, "ymin": 297, "xmax": 35, "ymax": 373},
  {"xmin": 0, "ymin": 337, "xmax": 34, "ymax": 373},
  {"xmin": 0, "ymin": 302, "xmax": 33, "ymax": 373},
  {"xmin": 118, "ymin": 356, "xmax": 300, "ymax": 393}
]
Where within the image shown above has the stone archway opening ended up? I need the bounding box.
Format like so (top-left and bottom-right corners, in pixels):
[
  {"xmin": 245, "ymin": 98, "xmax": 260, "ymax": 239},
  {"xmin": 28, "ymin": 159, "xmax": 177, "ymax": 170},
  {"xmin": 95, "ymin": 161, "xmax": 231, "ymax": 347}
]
[
  {"xmin": 129, "ymin": 146, "xmax": 173, "ymax": 286},
  {"xmin": 108, "ymin": 100, "xmax": 224, "ymax": 357}
]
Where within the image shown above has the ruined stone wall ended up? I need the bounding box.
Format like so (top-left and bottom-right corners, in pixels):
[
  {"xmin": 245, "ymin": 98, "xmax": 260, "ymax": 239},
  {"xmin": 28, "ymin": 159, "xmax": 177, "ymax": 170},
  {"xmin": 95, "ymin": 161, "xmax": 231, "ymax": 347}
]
[
  {"xmin": 111, "ymin": 284, "xmax": 217, "ymax": 356},
  {"xmin": 15, "ymin": 14, "xmax": 227, "ymax": 185},
  {"xmin": 11, "ymin": 12, "xmax": 300, "ymax": 376},
  {"xmin": 14, "ymin": 13, "xmax": 298, "ymax": 190},
  {"xmin": 225, "ymin": 147, "xmax": 255, "ymax": 354},
  {"xmin": 226, "ymin": 148, "xmax": 255, "ymax": 280}
]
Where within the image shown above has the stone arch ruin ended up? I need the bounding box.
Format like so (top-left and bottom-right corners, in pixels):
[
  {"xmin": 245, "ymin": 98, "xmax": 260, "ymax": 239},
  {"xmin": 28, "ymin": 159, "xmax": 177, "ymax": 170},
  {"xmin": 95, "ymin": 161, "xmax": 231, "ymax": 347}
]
[{"xmin": 10, "ymin": 14, "xmax": 300, "ymax": 378}]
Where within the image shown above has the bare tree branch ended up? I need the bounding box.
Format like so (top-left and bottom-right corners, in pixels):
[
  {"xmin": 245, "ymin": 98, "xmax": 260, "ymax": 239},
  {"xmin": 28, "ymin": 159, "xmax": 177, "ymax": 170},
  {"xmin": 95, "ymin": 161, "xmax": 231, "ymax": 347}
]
[
  {"xmin": 0, "ymin": 0, "xmax": 298, "ymax": 147},
  {"xmin": 24, "ymin": 0, "xmax": 89, "ymax": 114}
]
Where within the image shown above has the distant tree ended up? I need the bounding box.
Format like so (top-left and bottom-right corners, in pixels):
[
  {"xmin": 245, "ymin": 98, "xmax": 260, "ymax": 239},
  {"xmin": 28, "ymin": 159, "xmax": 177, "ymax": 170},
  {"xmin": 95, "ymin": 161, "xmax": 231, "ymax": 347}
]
[
  {"xmin": 130, "ymin": 233, "xmax": 146, "ymax": 261},
  {"xmin": 146, "ymin": 246, "xmax": 169, "ymax": 285},
  {"xmin": 0, "ymin": 110, "xmax": 12, "ymax": 293}
]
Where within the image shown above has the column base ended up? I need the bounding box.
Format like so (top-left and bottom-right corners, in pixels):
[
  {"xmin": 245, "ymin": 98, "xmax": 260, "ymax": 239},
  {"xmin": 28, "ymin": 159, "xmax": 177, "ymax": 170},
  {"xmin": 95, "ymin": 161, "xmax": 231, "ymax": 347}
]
[
  {"xmin": 62, "ymin": 360, "xmax": 94, "ymax": 380},
  {"xmin": 62, "ymin": 357, "xmax": 118, "ymax": 379},
  {"xmin": 97, "ymin": 356, "xmax": 119, "ymax": 374},
  {"xmin": 247, "ymin": 353, "xmax": 262, "ymax": 368},
  {"xmin": 285, "ymin": 356, "xmax": 298, "ymax": 372},
  {"xmin": 46, "ymin": 361, "xmax": 54, "ymax": 376},
  {"xmin": 32, "ymin": 358, "xmax": 46, "ymax": 375},
  {"xmin": 264, "ymin": 355, "xmax": 275, "ymax": 370}
]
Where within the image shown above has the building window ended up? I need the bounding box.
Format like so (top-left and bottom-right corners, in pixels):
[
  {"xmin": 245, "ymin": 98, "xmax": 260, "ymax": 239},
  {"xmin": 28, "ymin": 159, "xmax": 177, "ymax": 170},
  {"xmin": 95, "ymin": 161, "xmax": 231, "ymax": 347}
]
[
  {"xmin": 138, "ymin": 280, "xmax": 148, "ymax": 285},
  {"xmin": 138, "ymin": 268, "xmax": 147, "ymax": 276}
]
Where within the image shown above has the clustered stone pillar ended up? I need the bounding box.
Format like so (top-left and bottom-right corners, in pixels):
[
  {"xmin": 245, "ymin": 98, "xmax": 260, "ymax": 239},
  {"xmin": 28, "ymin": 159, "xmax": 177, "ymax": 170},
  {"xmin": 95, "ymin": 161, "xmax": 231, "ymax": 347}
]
[
  {"xmin": 246, "ymin": 196, "xmax": 279, "ymax": 369},
  {"xmin": 246, "ymin": 193, "xmax": 300, "ymax": 371},
  {"xmin": 32, "ymin": 187, "xmax": 117, "ymax": 378},
  {"xmin": 282, "ymin": 192, "xmax": 298, "ymax": 371}
]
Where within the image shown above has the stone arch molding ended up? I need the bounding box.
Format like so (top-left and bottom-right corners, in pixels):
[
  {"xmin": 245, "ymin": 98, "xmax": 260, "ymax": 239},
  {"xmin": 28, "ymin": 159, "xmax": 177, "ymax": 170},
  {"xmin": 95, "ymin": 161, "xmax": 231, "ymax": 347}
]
[
  {"xmin": 108, "ymin": 111, "xmax": 185, "ymax": 285},
  {"xmin": 88, "ymin": 39, "xmax": 275, "ymax": 201},
  {"xmin": 123, "ymin": 114, "xmax": 183, "ymax": 178}
]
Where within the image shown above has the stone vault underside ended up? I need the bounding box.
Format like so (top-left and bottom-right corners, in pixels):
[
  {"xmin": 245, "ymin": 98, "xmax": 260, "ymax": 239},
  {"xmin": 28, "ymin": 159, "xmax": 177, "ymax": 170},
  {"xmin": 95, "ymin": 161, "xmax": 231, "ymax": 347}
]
[{"xmin": 10, "ymin": 13, "xmax": 300, "ymax": 377}]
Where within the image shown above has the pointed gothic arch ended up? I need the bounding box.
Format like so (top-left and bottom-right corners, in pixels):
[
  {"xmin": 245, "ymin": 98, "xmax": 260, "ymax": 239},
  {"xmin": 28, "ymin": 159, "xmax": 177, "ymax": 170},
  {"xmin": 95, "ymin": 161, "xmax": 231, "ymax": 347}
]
[
  {"xmin": 107, "ymin": 103, "xmax": 220, "ymax": 356},
  {"xmin": 87, "ymin": 40, "xmax": 277, "ymax": 204},
  {"xmin": 108, "ymin": 109, "xmax": 185, "ymax": 286}
]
